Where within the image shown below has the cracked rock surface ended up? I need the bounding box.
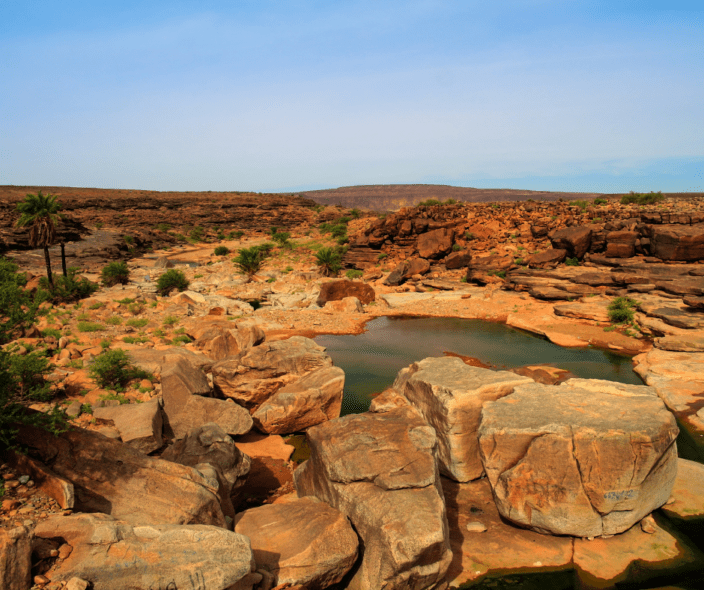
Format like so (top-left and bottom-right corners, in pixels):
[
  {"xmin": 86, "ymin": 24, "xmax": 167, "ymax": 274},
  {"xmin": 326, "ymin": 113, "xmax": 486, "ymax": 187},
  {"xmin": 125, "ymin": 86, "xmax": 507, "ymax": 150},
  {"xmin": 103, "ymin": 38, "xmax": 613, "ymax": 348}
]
[
  {"xmin": 478, "ymin": 379, "xmax": 679, "ymax": 537},
  {"xmin": 294, "ymin": 406, "xmax": 452, "ymax": 590}
]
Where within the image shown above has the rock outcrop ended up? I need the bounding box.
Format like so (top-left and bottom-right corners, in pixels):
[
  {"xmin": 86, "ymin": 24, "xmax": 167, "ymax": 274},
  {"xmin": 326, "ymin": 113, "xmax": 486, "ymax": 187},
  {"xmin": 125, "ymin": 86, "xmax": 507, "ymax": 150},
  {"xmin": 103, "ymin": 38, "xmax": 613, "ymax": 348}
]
[
  {"xmin": 15, "ymin": 424, "xmax": 227, "ymax": 527},
  {"xmin": 478, "ymin": 379, "xmax": 679, "ymax": 536},
  {"xmin": 93, "ymin": 398, "xmax": 163, "ymax": 454},
  {"xmin": 317, "ymin": 279, "xmax": 376, "ymax": 306},
  {"xmin": 234, "ymin": 497, "xmax": 358, "ymax": 590},
  {"xmin": 33, "ymin": 513, "xmax": 258, "ymax": 590},
  {"xmin": 212, "ymin": 336, "xmax": 333, "ymax": 410},
  {"xmin": 294, "ymin": 407, "xmax": 452, "ymax": 590},
  {"xmin": 391, "ymin": 356, "xmax": 532, "ymax": 481},
  {"xmin": 0, "ymin": 526, "xmax": 32, "ymax": 590},
  {"xmin": 252, "ymin": 366, "xmax": 345, "ymax": 435}
]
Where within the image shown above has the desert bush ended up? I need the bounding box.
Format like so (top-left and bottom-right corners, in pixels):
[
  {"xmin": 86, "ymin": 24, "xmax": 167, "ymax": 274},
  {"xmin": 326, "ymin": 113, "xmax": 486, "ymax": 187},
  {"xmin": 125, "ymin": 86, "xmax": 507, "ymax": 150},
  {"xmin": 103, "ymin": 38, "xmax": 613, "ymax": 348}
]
[
  {"xmin": 608, "ymin": 296, "xmax": 637, "ymax": 324},
  {"xmin": 156, "ymin": 269, "xmax": 189, "ymax": 295},
  {"xmin": 233, "ymin": 246, "xmax": 269, "ymax": 280},
  {"xmin": 452, "ymin": 244, "xmax": 461, "ymax": 252},
  {"xmin": 102, "ymin": 261, "xmax": 130, "ymax": 287},
  {"xmin": 620, "ymin": 192, "xmax": 664, "ymax": 206},
  {"xmin": 271, "ymin": 230, "xmax": 291, "ymax": 248},
  {"xmin": 345, "ymin": 269, "xmax": 363, "ymax": 279},
  {"xmin": 214, "ymin": 246, "xmax": 230, "ymax": 256},
  {"xmin": 78, "ymin": 321, "xmax": 105, "ymax": 332},
  {"xmin": 229, "ymin": 230, "xmax": 245, "ymax": 240},
  {"xmin": 89, "ymin": 348, "xmax": 149, "ymax": 390},
  {"xmin": 565, "ymin": 257, "xmax": 579, "ymax": 266},
  {"xmin": 40, "ymin": 268, "xmax": 98, "ymax": 303},
  {"xmin": 593, "ymin": 198, "xmax": 608, "ymax": 205}
]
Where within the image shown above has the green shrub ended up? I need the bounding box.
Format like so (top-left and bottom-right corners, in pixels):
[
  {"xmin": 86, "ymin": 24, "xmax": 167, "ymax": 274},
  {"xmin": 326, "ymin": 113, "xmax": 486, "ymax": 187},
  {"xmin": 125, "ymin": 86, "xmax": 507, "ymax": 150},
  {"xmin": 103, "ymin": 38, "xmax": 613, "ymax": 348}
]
[
  {"xmin": 115, "ymin": 297, "xmax": 135, "ymax": 305},
  {"xmin": 350, "ymin": 209, "xmax": 361, "ymax": 219},
  {"xmin": 100, "ymin": 339, "xmax": 111, "ymax": 349},
  {"xmin": 465, "ymin": 231, "xmax": 476, "ymax": 241},
  {"xmin": 608, "ymin": 296, "xmax": 637, "ymax": 324},
  {"xmin": 620, "ymin": 192, "xmax": 664, "ymax": 206},
  {"xmin": 214, "ymin": 246, "xmax": 230, "ymax": 256},
  {"xmin": 345, "ymin": 269, "xmax": 363, "ymax": 280},
  {"xmin": 154, "ymin": 223, "xmax": 172, "ymax": 231},
  {"xmin": 89, "ymin": 302, "xmax": 104, "ymax": 310},
  {"xmin": 78, "ymin": 321, "xmax": 105, "ymax": 332},
  {"xmin": 593, "ymin": 198, "xmax": 608, "ymax": 205},
  {"xmin": 377, "ymin": 253, "xmax": 388, "ymax": 261},
  {"xmin": 565, "ymin": 257, "xmax": 579, "ymax": 266},
  {"xmin": 452, "ymin": 244, "xmax": 461, "ymax": 252},
  {"xmin": 41, "ymin": 328, "xmax": 62, "ymax": 340},
  {"xmin": 40, "ymin": 268, "xmax": 98, "ymax": 303},
  {"xmin": 126, "ymin": 318, "xmax": 148, "ymax": 328},
  {"xmin": 123, "ymin": 235, "xmax": 134, "ymax": 245},
  {"xmin": 233, "ymin": 246, "xmax": 269, "ymax": 279},
  {"xmin": 98, "ymin": 392, "xmax": 129, "ymax": 405},
  {"xmin": 156, "ymin": 269, "xmax": 189, "ymax": 295},
  {"xmin": 89, "ymin": 349, "xmax": 148, "ymax": 389},
  {"xmin": 417, "ymin": 199, "xmax": 441, "ymax": 207},
  {"xmin": 271, "ymin": 231, "xmax": 291, "ymax": 248},
  {"xmin": 162, "ymin": 315, "xmax": 179, "ymax": 326},
  {"xmin": 172, "ymin": 334, "xmax": 192, "ymax": 345},
  {"xmin": 569, "ymin": 200, "xmax": 588, "ymax": 210},
  {"xmin": 229, "ymin": 230, "xmax": 245, "ymax": 240},
  {"xmin": 315, "ymin": 247, "xmax": 343, "ymax": 277},
  {"xmin": 189, "ymin": 226, "xmax": 205, "ymax": 242},
  {"xmin": 102, "ymin": 261, "xmax": 130, "ymax": 287},
  {"xmin": 106, "ymin": 316, "xmax": 122, "ymax": 325}
]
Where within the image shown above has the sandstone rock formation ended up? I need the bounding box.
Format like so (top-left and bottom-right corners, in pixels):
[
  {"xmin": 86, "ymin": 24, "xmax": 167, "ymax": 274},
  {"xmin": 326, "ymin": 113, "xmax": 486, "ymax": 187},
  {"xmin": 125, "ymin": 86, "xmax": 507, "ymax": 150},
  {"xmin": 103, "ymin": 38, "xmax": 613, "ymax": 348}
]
[
  {"xmin": 161, "ymin": 423, "xmax": 251, "ymax": 519},
  {"xmin": 93, "ymin": 398, "xmax": 163, "ymax": 453},
  {"xmin": 15, "ymin": 424, "xmax": 227, "ymax": 527},
  {"xmin": 316, "ymin": 279, "xmax": 376, "ymax": 306},
  {"xmin": 478, "ymin": 379, "xmax": 679, "ymax": 536},
  {"xmin": 33, "ymin": 513, "xmax": 258, "ymax": 590},
  {"xmin": 212, "ymin": 336, "xmax": 333, "ymax": 410},
  {"xmin": 0, "ymin": 526, "xmax": 32, "ymax": 590},
  {"xmin": 294, "ymin": 407, "xmax": 452, "ymax": 590},
  {"xmin": 234, "ymin": 496, "xmax": 358, "ymax": 590},
  {"xmin": 252, "ymin": 366, "xmax": 345, "ymax": 435},
  {"xmin": 391, "ymin": 356, "xmax": 532, "ymax": 481}
]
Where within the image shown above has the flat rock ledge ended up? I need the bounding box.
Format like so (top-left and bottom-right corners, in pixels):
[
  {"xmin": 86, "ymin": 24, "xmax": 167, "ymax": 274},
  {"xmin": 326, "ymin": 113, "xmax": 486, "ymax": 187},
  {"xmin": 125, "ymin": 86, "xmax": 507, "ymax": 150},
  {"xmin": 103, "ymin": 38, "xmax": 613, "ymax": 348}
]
[{"xmin": 478, "ymin": 379, "xmax": 679, "ymax": 537}]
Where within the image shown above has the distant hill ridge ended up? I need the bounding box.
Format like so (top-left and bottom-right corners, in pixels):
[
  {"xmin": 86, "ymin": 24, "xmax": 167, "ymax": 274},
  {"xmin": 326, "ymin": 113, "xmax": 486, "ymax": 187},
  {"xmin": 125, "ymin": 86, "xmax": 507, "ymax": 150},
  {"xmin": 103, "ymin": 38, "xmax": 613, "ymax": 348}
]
[{"xmin": 300, "ymin": 184, "xmax": 602, "ymax": 211}]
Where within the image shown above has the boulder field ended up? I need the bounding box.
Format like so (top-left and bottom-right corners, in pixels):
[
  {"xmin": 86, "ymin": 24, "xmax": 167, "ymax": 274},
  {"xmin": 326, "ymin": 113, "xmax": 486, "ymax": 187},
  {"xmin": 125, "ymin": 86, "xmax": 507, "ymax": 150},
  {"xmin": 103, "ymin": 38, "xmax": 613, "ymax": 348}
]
[{"xmin": 2, "ymin": 192, "xmax": 704, "ymax": 589}]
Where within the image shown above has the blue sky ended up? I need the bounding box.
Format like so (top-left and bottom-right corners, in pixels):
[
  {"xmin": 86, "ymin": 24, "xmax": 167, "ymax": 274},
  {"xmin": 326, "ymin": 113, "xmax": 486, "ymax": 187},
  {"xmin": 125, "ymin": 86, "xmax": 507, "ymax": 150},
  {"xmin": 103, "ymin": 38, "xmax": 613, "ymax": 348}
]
[{"xmin": 2, "ymin": 1, "xmax": 702, "ymax": 193}]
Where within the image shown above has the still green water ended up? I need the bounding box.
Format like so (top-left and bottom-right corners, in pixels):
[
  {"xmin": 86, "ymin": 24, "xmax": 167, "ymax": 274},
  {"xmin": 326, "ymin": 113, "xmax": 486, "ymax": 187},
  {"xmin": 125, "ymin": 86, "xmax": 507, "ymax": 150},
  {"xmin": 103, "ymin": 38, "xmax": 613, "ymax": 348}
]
[{"xmin": 315, "ymin": 316, "xmax": 643, "ymax": 415}]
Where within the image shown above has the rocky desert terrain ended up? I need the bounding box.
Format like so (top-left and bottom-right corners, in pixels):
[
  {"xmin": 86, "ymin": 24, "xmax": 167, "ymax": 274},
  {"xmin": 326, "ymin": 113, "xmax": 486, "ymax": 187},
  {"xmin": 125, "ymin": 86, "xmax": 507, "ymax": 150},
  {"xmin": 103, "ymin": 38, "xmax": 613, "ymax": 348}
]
[{"xmin": 1, "ymin": 185, "xmax": 704, "ymax": 590}]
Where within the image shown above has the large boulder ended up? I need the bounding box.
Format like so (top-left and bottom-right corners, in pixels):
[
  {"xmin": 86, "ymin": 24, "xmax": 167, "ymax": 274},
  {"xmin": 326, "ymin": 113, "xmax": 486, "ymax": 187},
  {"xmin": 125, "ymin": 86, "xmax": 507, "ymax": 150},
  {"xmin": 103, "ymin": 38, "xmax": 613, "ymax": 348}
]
[
  {"xmin": 391, "ymin": 357, "xmax": 532, "ymax": 481},
  {"xmin": 252, "ymin": 366, "xmax": 345, "ymax": 435},
  {"xmin": 234, "ymin": 497, "xmax": 358, "ymax": 590},
  {"xmin": 649, "ymin": 224, "xmax": 704, "ymax": 261},
  {"xmin": 527, "ymin": 248, "xmax": 567, "ymax": 268},
  {"xmin": 383, "ymin": 258, "xmax": 431, "ymax": 286},
  {"xmin": 93, "ymin": 398, "xmax": 163, "ymax": 454},
  {"xmin": 33, "ymin": 513, "xmax": 259, "ymax": 590},
  {"xmin": 416, "ymin": 228, "xmax": 454, "ymax": 259},
  {"xmin": 212, "ymin": 337, "xmax": 333, "ymax": 410},
  {"xmin": 294, "ymin": 407, "xmax": 452, "ymax": 590},
  {"xmin": 169, "ymin": 395, "xmax": 253, "ymax": 440},
  {"xmin": 161, "ymin": 423, "xmax": 251, "ymax": 519},
  {"xmin": 127, "ymin": 347, "xmax": 213, "ymax": 375},
  {"xmin": 15, "ymin": 424, "xmax": 227, "ymax": 527},
  {"xmin": 191, "ymin": 322, "xmax": 265, "ymax": 361},
  {"xmin": 0, "ymin": 526, "xmax": 31, "ymax": 590},
  {"xmin": 605, "ymin": 230, "xmax": 638, "ymax": 258},
  {"xmin": 160, "ymin": 357, "xmax": 212, "ymax": 427},
  {"xmin": 443, "ymin": 250, "xmax": 472, "ymax": 269},
  {"xmin": 317, "ymin": 279, "xmax": 376, "ymax": 306},
  {"xmin": 478, "ymin": 379, "xmax": 679, "ymax": 537},
  {"xmin": 550, "ymin": 226, "xmax": 592, "ymax": 259}
]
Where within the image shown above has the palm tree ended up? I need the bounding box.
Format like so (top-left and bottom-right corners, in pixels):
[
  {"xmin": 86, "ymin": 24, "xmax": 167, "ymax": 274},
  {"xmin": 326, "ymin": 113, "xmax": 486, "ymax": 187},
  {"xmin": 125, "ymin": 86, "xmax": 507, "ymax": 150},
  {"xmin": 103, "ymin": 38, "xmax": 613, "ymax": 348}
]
[{"xmin": 15, "ymin": 191, "xmax": 62, "ymax": 287}]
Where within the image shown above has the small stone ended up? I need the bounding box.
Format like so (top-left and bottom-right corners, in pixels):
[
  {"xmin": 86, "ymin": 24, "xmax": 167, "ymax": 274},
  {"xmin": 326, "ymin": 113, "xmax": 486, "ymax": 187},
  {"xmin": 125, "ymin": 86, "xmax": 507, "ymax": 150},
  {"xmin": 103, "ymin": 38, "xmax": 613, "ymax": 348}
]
[
  {"xmin": 58, "ymin": 543, "xmax": 73, "ymax": 559},
  {"xmin": 34, "ymin": 575, "xmax": 50, "ymax": 586},
  {"xmin": 465, "ymin": 521, "xmax": 487, "ymax": 533},
  {"xmin": 18, "ymin": 475, "xmax": 30, "ymax": 484},
  {"xmin": 640, "ymin": 515, "xmax": 657, "ymax": 534},
  {"xmin": 65, "ymin": 577, "xmax": 90, "ymax": 590}
]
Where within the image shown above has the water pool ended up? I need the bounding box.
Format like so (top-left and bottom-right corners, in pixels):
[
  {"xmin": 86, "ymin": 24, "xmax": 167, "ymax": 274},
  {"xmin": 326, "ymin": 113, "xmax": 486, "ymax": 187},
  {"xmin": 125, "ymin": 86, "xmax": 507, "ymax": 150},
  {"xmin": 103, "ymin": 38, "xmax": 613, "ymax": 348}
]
[{"xmin": 315, "ymin": 316, "xmax": 642, "ymax": 415}]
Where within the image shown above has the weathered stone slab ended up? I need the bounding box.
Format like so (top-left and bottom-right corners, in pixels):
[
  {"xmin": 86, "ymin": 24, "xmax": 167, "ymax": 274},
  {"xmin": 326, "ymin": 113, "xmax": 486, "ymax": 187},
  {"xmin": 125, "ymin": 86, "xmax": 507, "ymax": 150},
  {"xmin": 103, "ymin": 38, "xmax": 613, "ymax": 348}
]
[
  {"xmin": 93, "ymin": 398, "xmax": 163, "ymax": 454},
  {"xmin": 234, "ymin": 497, "xmax": 358, "ymax": 590},
  {"xmin": 649, "ymin": 224, "xmax": 704, "ymax": 261},
  {"xmin": 16, "ymin": 423, "xmax": 226, "ymax": 527},
  {"xmin": 391, "ymin": 356, "xmax": 532, "ymax": 481},
  {"xmin": 478, "ymin": 380, "xmax": 679, "ymax": 537},
  {"xmin": 252, "ymin": 366, "xmax": 344, "ymax": 435},
  {"xmin": 661, "ymin": 458, "xmax": 704, "ymax": 521},
  {"xmin": 648, "ymin": 307, "xmax": 704, "ymax": 329},
  {"xmin": 417, "ymin": 227, "xmax": 454, "ymax": 259},
  {"xmin": 633, "ymin": 348, "xmax": 704, "ymax": 412},
  {"xmin": 553, "ymin": 300, "xmax": 610, "ymax": 322},
  {"xmin": 161, "ymin": 423, "xmax": 250, "ymax": 519},
  {"xmin": 212, "ymin": 337, "xmax": 333, "ymax": 410},
  {"xmin": 294, "ymin": 407, "xmax": 452, "ymax": 590},
  {"xmin": 0, "ymin": 526, "xmax": 32, "ymax": 590},
  {"xmin": 655, "ymin": 332, "xmax": 704, "ymax": 352},
  {"xmin": 161, "ymin": 357, "xmax": 212, "ymax": 427},
  {"xmin": 34, "ymin": 513, "xmax": 258, "ymax": 590},
  {"xmin": 170, "ymin": 395, "xmax": 253, "ymax": 440}
]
